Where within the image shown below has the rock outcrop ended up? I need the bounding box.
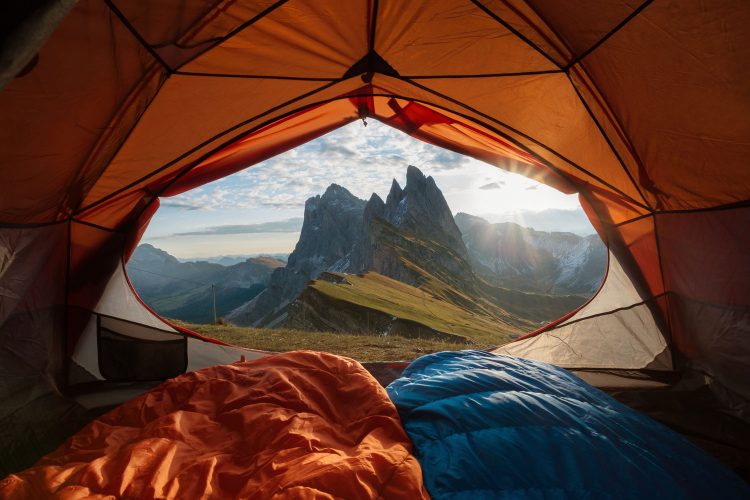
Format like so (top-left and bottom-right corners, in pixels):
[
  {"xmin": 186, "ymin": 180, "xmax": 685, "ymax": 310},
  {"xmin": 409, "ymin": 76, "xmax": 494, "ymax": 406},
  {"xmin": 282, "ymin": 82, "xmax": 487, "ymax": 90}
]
[{"xmin": 227, "ymin": 184, "xmax": 366, "ymax": 326}]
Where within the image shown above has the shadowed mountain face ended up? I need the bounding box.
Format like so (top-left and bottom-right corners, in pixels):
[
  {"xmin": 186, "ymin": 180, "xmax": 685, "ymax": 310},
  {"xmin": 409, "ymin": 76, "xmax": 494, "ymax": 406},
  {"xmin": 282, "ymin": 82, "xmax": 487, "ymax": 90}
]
[
  {"xmin": 226, "ymin": 184, "xmax": 367, "ymax": 327},
  {"xmin": 127, "ymin": 245, "xmax": 284, "ymax": 323},
  {"xmin": 454, "ymin": 213, "xmax": 607, "ymax": 295},
  {"xmin": 228, "ymin": 166, "xmax": 590, "ymax": 339}
]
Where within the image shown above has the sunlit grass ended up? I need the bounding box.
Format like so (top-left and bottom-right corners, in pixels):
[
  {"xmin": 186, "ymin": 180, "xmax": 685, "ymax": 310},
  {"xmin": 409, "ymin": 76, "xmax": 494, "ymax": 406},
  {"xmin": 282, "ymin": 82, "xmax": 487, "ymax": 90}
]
[{"xmin": 174, "ymin": 320, "xmax": 484, "ymax": 362}]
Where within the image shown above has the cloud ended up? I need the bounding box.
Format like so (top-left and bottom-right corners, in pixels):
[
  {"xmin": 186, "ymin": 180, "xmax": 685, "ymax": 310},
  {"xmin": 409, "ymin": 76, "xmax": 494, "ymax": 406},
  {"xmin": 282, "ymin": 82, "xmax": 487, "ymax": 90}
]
[
  {"xmin": 479, "ymin": 182, "xmax": 503, "ymax": 190},
  {"xmin": 173, "ymin": 217, "xmax": 304, "ymax": 236},
  {"xmin": 160, "ymin": 201, "xmax": 203, "ymax": 211}
]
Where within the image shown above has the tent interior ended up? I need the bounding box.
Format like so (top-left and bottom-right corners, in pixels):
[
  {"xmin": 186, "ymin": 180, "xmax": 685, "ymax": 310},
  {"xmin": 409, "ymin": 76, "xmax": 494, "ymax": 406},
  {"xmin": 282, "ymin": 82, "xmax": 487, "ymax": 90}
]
[{"xmin": 1, "ymin": 0, "xmax": 749, "ymax": 480}]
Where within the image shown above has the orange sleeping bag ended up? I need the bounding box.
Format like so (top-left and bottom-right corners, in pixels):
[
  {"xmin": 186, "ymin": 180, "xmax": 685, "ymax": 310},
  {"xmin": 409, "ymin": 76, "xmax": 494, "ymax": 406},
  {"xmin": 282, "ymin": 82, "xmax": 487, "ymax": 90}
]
[{"xmin": 0, "ymin": 351, "xmax": 429, "ymax": 499}]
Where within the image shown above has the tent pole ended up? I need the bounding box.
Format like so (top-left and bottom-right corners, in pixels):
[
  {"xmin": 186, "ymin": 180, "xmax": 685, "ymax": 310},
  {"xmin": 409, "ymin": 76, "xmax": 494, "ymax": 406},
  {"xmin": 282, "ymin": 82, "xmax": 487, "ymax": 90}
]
[{"xmin": 211, "ymin": 284, "xmax": 217, "ymax": 324}]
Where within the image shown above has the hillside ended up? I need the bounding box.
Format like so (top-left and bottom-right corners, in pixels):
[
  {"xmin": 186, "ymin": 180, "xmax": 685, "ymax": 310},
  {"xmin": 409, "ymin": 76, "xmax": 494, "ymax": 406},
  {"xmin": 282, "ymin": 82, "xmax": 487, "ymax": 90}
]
[
  {"xmin": 175, "ymin": 320, "xmax": 477, "ymax": 362},
  {"xmin": 287, "ymin": 272, "xmax": 528, "ymax": 345},
  {"xmin": 455, "ymin": 213, "xmax": 606, "ymax": 295},
  {"xmin": 127, "ymin": 244, "xmax": 285, "ymax": 323}
]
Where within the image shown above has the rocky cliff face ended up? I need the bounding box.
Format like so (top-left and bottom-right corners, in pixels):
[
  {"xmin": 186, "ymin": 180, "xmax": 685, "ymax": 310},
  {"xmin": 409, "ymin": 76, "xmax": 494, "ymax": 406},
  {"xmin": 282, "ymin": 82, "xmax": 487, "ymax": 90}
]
[
  {"xmin": 229, "ymin": 165, "xmax": 480, "ymax": 327},
  {"xmin": 348, "ymin": 165, "xmax": 472, "ymax": 289},
  {"xmin": 227, "ymin": 184, "xmax": 366, "ymax": 326},
  {"xmin": 454, "ymin": 213, "xmax": 606, "ymax": 294},
  {"xmin": 229, "ymin": 165, "xmax": 598, "ymax": 328}
]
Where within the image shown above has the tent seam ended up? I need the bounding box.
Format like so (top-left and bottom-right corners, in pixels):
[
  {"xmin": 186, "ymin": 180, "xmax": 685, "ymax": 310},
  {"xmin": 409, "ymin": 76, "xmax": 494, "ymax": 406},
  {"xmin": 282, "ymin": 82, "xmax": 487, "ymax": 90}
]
[
  {"xmin": 468, "ymin": 0, "xmax": 562, "ymax": 70},
  {"xmin": 563, "ymin": 0, "xmax": 656, "ymax": 71},
  {"xmin": 565, "ymin": 72, "xmax": 652, "ymax": 210},
  {"xmin": 172, "ymin": 0, "xmax": 290, "ymax": 73},
  {"xmin": 75, "ymin": 78, "xmax": 346, "ymax": 216},
  {"xmin": 104, "ymin": 0, "xmax": 173, "ymax": 72}
]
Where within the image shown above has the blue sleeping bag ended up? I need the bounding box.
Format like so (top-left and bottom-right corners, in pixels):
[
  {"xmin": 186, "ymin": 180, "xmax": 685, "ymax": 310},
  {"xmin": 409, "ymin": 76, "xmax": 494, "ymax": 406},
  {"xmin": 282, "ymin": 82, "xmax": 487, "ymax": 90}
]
[{"xmin": 386, "ymin": 350, "xmax": 749, "ymax": 499}]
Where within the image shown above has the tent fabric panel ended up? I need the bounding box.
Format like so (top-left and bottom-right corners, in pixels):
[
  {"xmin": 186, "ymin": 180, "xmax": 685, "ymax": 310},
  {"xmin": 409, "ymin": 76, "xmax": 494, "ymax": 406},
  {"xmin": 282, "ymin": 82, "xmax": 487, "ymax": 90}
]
[
  {"xmin": 93, "ymin": 264, "xmax": 177, "ymax": 332},
  {"xmin": 657, "ymin": 208, "xmax": 750, "ymax": 306},
  {"xmin": 367, "ymin": 75, "xmax": 648, "ymax": 209},
  {"xmin": 416, "ymin": 74, "xmax": 646, "ymax": 205},
  {"xmin": 111, "ymin": 0, "xmax": 281, "ymax": 69},
  {"xmin": 0, "ymin": 224, "xmax": 68, "ymax": 393},
  {"xmin": 79, "ymin": 78, "xmax": 368, "ymax": 215},
  {"xmin": 79, "ymin": 75, "xmax": 329, "ymax": 208},
  {"xmin": 578, "ymin": 0, "xmax": 750, "ymax": 210},
  {"xmin": 558, "ymin": 251, "xmax": 642, "ymax": 324},
  {"xmin": 0, "ymin": 0, "xmax": 162, "ymax": 224},
  {"xmin": 668, "ymin": 294, "xmax": 750, "ymax": 408},
  {"xmin": 524, "ymin": 0, "xmax": 640, "ymax": 61},
  {"xmin": 68, "ymin": 223, "xmax": 127, "ymax": 317},
  {"xmin": 376, "ymin": 0, "xmax": 559, "ymax": 75},
  {"xmin": 494, "ymin": 300, "xmax": 672, "ymax": 371},
  {"xmin": 366, "ymin": 93, "xmax": 576, "ymax": 193},
  {"xmin": 468, "ymin": 0, "xmax": 571, "ymax": 66},
  {"xmin": 613, "ymin": 214, "xmax": 664, "ymax": 298},
  {"xmin": 182, "ymin": 0, "xmax": 369, "ymax": 78},
  {"xmin": 656, "ymin": 207, "xmax": 750, "ymax": 403},
  {"xmin": 186, "ymin": 337, "xmax": 268, "ymax": 372},
  {"xmin": 70, "ymin": 315, "xmax": 103, "ymax": 382},
  {"xmin": 163, "ymin": 99, "xmax": 361, "ymax": 197},
  {"xmin": 567, "ymin": 67, "xmax": 657, "ymax": 209}
]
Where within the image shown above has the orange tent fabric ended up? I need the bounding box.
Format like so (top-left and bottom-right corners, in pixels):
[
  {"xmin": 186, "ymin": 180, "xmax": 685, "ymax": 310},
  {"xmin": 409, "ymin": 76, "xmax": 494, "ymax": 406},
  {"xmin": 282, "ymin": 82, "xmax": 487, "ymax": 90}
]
[
  {"xmin": 0, "ymin": 351, "xmax": 428, "ymax": 499},
  {"xmin": 0, "ymin": 0, "xmax": 749, "ymax": 458}
]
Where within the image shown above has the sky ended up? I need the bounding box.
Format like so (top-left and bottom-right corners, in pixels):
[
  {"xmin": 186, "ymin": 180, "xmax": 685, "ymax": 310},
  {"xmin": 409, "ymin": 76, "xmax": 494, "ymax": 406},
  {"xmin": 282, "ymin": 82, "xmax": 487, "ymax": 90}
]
[{"xmin": 142, "ymin": 120, "xmax": 594, "ymax": 258}]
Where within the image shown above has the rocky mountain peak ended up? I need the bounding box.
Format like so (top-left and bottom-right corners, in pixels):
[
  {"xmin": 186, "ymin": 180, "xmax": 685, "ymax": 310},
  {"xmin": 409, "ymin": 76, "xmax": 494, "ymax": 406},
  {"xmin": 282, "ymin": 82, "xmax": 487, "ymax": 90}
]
[
  {"xmin": 381, "ymin": 165, "xmax": 467, "ymax": 257},
  {"xmin": 364, "ymin": 192, "xmax": 386, "ymax": 223}
]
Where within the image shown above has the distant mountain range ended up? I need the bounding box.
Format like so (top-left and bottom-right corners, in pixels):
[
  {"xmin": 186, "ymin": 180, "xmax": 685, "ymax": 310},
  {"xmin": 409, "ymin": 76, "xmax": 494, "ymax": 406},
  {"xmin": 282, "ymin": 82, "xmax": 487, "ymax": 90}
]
[
  {"xmin": 127, "ymin": 246, "xmax": 284, "ymax": 323},
  {"xmin": 175, "ymin": 254, "xmax": 289, "ymax": 266},
  {"xmin": 226, "ymin": 166, "xmax": 597, "ymax": 343},
  {"xmin": 129, "ymin": 166, "xmax": 606, "ymax": 342},
  {"xmin": 456, "ymin": 213, "xmax": 606, "ymax": 295}
]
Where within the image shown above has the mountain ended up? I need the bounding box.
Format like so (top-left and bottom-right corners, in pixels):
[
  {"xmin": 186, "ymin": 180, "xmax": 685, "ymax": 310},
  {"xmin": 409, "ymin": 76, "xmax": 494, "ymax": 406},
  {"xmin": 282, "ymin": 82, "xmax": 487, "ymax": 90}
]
[
  {"xmin": 230, "ymin": 166, "xmax": 585, "ymax": 344},
  {"xmin": 127, "ymin": 244, "xmax": 285, "ymax": 323},
  {"xmin": 176, "ymin": 253, "xmax": 289, "ymax": 266},
  {"xmin": 480, "ymin": 208, "xmax": 596, "ymax": 235},
  {"xmin": 226, "ymin": 185, "xmax": 367, "ymax": 327},
  {"xmin": 455, "ymin": 213, "xmax": 606, "ymax": 295}
]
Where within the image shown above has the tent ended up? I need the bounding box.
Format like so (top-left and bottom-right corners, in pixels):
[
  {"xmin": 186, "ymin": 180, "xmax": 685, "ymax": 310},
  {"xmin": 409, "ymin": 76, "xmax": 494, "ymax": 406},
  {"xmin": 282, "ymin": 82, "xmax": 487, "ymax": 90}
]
[{"xmin": 1, "ymin": 0, "xmax": 748, "ymax": 472}]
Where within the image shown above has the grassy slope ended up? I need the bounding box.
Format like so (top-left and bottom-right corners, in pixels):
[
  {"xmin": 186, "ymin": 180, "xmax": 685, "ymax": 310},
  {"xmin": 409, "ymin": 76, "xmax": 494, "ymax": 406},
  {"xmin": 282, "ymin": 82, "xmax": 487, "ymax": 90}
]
[
  {"xmin": 309, "ymin": 272, "xmax": 526, "ymax": 344},
  {"xmin": 175, "ymin": 320, "xmax": 479, "ymax": 362}
]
